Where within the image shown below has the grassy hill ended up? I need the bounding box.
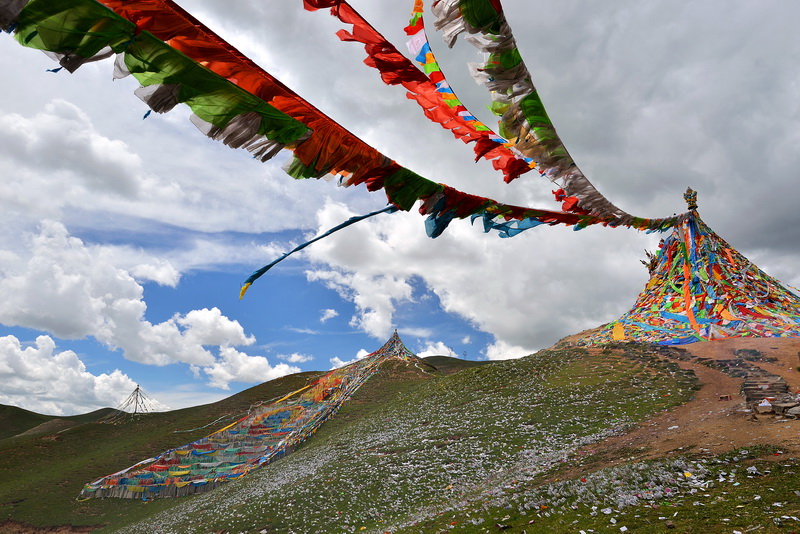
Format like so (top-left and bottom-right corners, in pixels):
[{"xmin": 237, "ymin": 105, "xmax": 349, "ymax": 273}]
[
  {"xmin": 0, "ymin": 405, "xmax": 56, "ymax": 441},
  {"xmin": 422, "ymin": 355, "xmax": 491, "ymax": 374},
  {"xmin": 1, "ymin": 342, "xmax": 798, "ymax": 533},
  {"xmin": 0, "ymin": 405, "xmax": 116, "ymax": 441},
  {"xmin": 0, "ymin": 370, "xmax": 325, "ymax": 531}
]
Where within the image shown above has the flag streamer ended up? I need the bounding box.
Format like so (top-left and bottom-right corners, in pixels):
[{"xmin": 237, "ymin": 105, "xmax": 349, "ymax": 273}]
[
  {"xmin": 304, "ymin": 0, "xmax": 535, "ymax": 183},
  {"xmin": 431, "ymin": 0, "xmax": 650, "ymax": 224},
  {"xmin": 239, "ymin": 205, "xmax": 398, "ymax": 299},
  {"xmin": 3, "ymin": 0, "xmax": 686, "ymax": 298}
]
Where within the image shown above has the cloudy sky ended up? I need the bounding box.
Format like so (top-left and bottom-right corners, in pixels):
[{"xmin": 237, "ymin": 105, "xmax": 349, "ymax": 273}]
[{"xmin": 2, "ymin": 1, "xmax": 799, "ymax": 415}]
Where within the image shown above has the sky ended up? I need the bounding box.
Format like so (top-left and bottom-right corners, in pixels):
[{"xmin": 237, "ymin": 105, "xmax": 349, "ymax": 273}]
[{"xmin": 2, "ymin": 1, "xmax": 799, "ymax": 416}]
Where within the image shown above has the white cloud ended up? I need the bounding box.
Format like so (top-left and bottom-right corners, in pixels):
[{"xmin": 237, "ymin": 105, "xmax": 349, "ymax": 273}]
[
  {"xmin": 0, "ymin": 99, "xmax": 181, "ymax": 226},
  {"xmin": 461, "ymin": 335, "xmax": 471, "ymax": 344},
  {"xmin": 304, "ymin": 202, "xmax": 656, "ymax": 355},
  {"xmin": 483, "ymin": 340, "xmax": 532, "ymax": 361},
  {"xmin": 329, "ymin": 357, "xmax": 350, "ymax": 369},
  {"xmin": 203, "ymin": 346, "xmax": 300, "ymax": 390},
  {"xmin": 0, "ymin": 51, "xmax": 375, "ymax": 239},
  {"xmin": 0, "ymin": 221, "xmax": 260, "ymax": 366},
  {"xmin": 178, "ymin": 308, "xmax": 254, "ymax": 348},
  {"xmin": 305, "ymin": 202, "xmax": 416, "ymax": 340},
  {"xmin": 129, "ymin": 258, "xmax": 181, "ymax": 287},
  {"xmin": 0, "ymin": 334, "xmax": 136, "ymax": 416},
  {"xmin": 278, "ymin": 352, "xmax": 314, "ymax": 364},
  {"xmin": 399, "ymin": 327, "xmax": 434, "ymax": 338},
  {"xmin": 319, "ymin": 308, "xmax": 339, "ymax": 323},
  {"xmin": 0, "ymin": 219, "xmax": 147, "ymax": 341},
  {"xmin": 307, "ymin": 269, "xmax": 413, "ymax": 341},
  {"xmin": 415, "ymin": 341, "xmax": 456, "ymax": 358},
  {"xmin": 330, "ymin": 348, "xmax": 370, "ymax": 369}
]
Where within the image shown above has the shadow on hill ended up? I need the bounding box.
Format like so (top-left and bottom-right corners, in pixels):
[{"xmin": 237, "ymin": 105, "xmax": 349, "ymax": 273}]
[
  {"xmin": 0, "ymin": 406, "xmax": 118, "ymax": 441},
  {"xmin": 422, "ymin": 355, "xmax": 492, "ymax": 374}
]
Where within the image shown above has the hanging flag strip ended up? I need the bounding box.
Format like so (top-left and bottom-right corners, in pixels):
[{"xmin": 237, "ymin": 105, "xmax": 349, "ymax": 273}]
[
  {"xmin": 302, "ymin": 0, "xmax": 534, "ymax": 183},
  {"xmin": 581, "ymin": 212, "xmax": 800, "ymax": 345},
  {"xmin": 79, "ymin": 332, "xmax": 421, "ymax": 499},
  {"xmin": 430, "ymin": 0, "xmax": 651, "ymax": 225},
  {"xmin": 2, "ymin": 0, "xmax": 685, "ymax": 295},
  {"xmin": 239, "ymin": 205, "xmax": 398, "ymax": 299}
]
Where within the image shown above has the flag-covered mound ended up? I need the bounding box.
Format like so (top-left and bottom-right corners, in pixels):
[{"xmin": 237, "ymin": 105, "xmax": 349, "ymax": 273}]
[
  {"xmin": 583, "ymin": 211, "xmax": 800, "ymax": 345},
  {"xmin": 79, "ymin": 331, "xmax": 420, "ymax": 499}
]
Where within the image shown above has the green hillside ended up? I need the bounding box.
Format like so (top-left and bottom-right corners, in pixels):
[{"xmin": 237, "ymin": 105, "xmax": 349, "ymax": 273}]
[
  {"xmin": 111, "ymin": 346, "xmax": 697, "ymax": 533},
  {"xmin": 422, "ymin": 355, "xmax": 491, "ymax": 374},
  {"xmin": 0, "ymin": 404, "xmax": 55, "ymax": 441},
  {"xmin": 2, "ymin": 346, "xmax": 796, "ymax": 534},
  {"xmin": 0, "ymin": 371, "xmax": 324, "ymax": 530},
  {"xmin": 0, "ymin": 405, "xmax": 118, "ymax": 441}
]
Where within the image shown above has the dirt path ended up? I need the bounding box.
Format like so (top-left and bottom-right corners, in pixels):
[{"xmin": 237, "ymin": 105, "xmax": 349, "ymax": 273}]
[{"xmin": 573, "ymin": 338, "xmax": 800, "ymax": 469}]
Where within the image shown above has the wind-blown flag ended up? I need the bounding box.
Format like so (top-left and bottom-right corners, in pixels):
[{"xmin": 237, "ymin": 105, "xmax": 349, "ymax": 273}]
[{"xmin": 1, "ymin": 0, "xmax": 685, "ymax": 297}]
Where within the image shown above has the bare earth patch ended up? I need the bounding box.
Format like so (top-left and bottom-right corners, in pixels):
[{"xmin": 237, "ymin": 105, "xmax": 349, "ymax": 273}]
[{"xmin": 573, "ymin": 337, "xmax": 800, "ymax": 470}]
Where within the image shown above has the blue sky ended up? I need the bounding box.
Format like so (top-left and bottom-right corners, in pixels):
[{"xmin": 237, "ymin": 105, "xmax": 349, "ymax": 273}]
[{"xmin": 2, "ymin": 1, "xmax": 800, "ymax": 415}]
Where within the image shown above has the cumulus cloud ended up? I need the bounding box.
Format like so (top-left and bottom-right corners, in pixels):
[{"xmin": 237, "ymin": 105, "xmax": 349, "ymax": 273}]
[
  {"xmin": 0, "ymin": 221, "xmax": 300, "ymax": 393},
  {"xmin": 307, "ymin": 269, "xmax": 413, "ymax": 340},
  {"xmin": 0, "ymin": 46, "xmax": 375, "ymax": 239},
  {"xmin": 304, "ymin": 201, "xmax": 656, "ymax": 358},
  {"xmin": 0, "ymin": 221, "xmax": 256, "ymax": 366},
  {"xmin": 203, "ymin": 346, "xmax": 300, "ymax": 390},
  {"xmin": 0, "ymin": 100, "xmax": 145, "ymax": 198},
  {"xmin": 330, "ymin": 348, "xmax": 370, "ymax": 369},
  {"xmin": 0, "ymin": 219, "xmax": 149, "ymax": 341},
  {"xmin": 305, "ymin": 202, "xmax": 416, "ymax": 340},
  {"xmin": 0, "ymin": 334, "xmax": 136, "ymax": 415},
  {"xmin": 484, "ymin": 340, "xmax": 533, "ymax": 362},
  {"xmin": 319, "ymin": 309, "xmax": 339, "ymax": 323},
  {"xmin": 0, "ymin": 99, "xmax": 182, "ymax": 228},
  {"xmin": 415, "ymin": 341, "xmax": 456, "ymax": 358},
  {"xmin": 278, "ymin": 352, "xmax": 314, "ymax": 364}
]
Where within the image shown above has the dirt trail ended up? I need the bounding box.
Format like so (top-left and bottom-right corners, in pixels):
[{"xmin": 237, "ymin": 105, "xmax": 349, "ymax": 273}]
[{"xmin": 581, "ymin": 338, "xmax": 800, "ymax": 465}]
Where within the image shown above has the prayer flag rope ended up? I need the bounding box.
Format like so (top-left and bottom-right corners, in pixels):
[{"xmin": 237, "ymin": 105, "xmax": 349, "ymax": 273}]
[
  {"xmin": 1, "ymin": 0, "xmax": 685, "ymax": 299},
  {"xmin": 431, "ymin": 0, "xmax": 651, "ymax": 224},
  {"xmin": 304, "ymin": 0, "xmax": 535, "ymax": 183},
  {"xmin": 239, "ymin": 205, "xmax": 398, "ymax": 299}
]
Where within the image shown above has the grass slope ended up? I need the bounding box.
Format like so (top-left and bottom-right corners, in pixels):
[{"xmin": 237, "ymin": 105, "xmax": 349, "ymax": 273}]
[
  {"xmin": 7, "ymin": 346, "xmax": 793, "ymax": 533},
  {"xmin": 114, "ymin": 346, "xmax": 699, "ymax": 533},
  {"xmin": 0, "ymin": 371, "xmax": 324, "ymax": 531},
  {"xmin": 407, "ymin": 446, "xmax": 800, "ymax": 533},
  {"xmin": 0, "ymin": 405, "xmax": 55, "ymax": 441},
  {"xmin": 0, "ymin": 406, "xmax": 116, "ymax": 441},
  {"xmin": 422, "ymin": 356, "xmax": 491, "ymax": 375}
]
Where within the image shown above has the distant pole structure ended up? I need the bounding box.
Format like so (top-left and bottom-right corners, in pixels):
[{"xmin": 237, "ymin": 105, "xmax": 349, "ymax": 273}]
[
  {"xmin": 133, "ymin": 385, "xmax": 144, "ymax": 415},
  {"xmin": 101, "ymin": 384, "xmax": 163, "ymax": 424}
]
